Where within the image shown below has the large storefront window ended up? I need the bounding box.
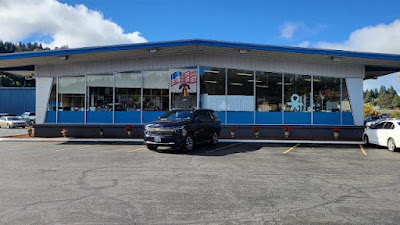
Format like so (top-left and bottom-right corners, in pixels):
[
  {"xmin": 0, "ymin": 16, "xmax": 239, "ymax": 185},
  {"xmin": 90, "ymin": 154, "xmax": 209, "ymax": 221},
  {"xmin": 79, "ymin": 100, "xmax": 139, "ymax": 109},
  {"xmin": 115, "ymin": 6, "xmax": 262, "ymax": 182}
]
[
  {"xmin": 143, "ymin": 71, "xmax": 169, "ymax": 122},
  {"xmin": 284, "ymin": 74, "xmax": 311, "ymax": 124},
  {"xmin": 227, "ymin": 69, "xmax": 254, "ymax": 124},
  {"xmin": 256, "ymin": 72, "xmax": 282, "ymax": 124},
  {"xmin": 45, "ymin": 78, "xmax": 57, "ymax": 123},
  {"xmin": 313, "ymin": 77, "xmax": 341, "ymax": 124},
  {"xmin": 58, "ymin": 76, "xmax": 85, "ymax": 123},
  {"xmin": 170, "ymin": 68, "xmax": 197, "ymax": 109},
  {"xmin": 342, "ymin": 79, "xmax": 354, "ymax": 125},
  {"xmin": 87, "ymin": 74, "xmax": 113, "ymax": 123},
  {"xmin": 114, "ymin": 72, "xmax": 141, "ymax": 123},
  {"xmin": 199, "ymin": 67, "xmax": 226, "ymax": 123}
]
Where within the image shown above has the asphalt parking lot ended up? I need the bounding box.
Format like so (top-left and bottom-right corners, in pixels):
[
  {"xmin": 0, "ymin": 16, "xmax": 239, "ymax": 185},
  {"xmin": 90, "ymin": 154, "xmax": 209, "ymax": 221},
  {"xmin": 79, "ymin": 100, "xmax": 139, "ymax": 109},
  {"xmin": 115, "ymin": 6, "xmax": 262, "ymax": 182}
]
[
  {"xmin": 0, "ymin": 127, "xmax": 26, "ymax": 137},
  {"xmin": 0, "ymin": 141, "xmax": 400, "ymax": 224}
]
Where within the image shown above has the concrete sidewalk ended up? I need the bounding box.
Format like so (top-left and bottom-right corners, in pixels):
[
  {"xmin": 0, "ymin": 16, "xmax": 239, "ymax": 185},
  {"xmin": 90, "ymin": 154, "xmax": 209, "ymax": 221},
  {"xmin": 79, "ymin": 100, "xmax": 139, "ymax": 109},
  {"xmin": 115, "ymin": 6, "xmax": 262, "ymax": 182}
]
[{"xmin": 0, "ymin": 137, "xmax": 363, "ymax": 145}]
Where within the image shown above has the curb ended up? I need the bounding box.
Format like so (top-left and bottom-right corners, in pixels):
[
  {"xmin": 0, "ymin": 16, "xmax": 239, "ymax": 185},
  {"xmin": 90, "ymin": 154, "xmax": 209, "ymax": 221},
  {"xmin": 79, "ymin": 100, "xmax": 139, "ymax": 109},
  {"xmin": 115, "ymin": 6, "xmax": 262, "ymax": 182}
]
[{"xmin": 0, "ymin": 138, "xmax": 363, "ymax": 145}]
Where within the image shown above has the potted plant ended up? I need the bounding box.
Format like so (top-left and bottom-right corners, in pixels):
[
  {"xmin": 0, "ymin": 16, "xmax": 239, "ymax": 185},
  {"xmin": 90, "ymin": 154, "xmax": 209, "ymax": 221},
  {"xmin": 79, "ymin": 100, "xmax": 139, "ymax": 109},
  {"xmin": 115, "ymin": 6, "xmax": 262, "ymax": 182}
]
[
  {"xmin": 283, "ymin": 125, "xmax": 292, "ymax": 138},
  {"xmin": 25, "ymin": 125, "xmax": 33, "ymax": 137},
  {"xmin": 125, "ymin": 125, "xmax": 133, "ymax": 138},
  {"xmin": 253, "ymin": 125, "xmax": 260, "ymax": 138},
  {"xmin": 99, "ymin": 128, "xmax": 104, "ymax": 137},
  {"xmin": 333, "ymin": 127, "xmax": 341, "ymax": 139},
  {"xmin": 61, "ymin": 128, "xmax": 68, "ymax": 138},
  {"xmin": 229, "ymin": 126, "xmax": 237, "ymax": 138}
]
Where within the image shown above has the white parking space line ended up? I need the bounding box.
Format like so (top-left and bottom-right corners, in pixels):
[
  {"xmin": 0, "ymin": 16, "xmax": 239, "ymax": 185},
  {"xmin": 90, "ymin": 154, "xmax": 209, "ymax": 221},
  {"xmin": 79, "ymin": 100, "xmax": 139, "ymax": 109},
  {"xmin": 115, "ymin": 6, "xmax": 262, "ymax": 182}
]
[{"xmin": 205, "ymin": 143, "xmax": 242, "ymax": 153}]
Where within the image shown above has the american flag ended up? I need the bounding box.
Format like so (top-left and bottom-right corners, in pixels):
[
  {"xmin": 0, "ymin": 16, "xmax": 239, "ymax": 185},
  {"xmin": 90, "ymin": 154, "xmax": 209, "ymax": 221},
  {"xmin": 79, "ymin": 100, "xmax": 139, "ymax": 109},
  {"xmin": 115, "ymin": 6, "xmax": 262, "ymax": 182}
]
[{"xmin": 171, "ymin": 71, "xmax": 197, "ymax": 86}]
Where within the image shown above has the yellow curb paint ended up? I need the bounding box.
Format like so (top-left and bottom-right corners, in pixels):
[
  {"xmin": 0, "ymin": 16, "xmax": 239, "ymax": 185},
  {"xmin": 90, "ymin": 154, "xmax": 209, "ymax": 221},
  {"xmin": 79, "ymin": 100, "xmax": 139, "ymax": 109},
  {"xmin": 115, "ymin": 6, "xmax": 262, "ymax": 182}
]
[
  {"xmin": 283, "ymin": 144, "xmax": 300, "ymax": 155},
  {"xmin": 359, "ymin": 144, "xmax": 367, "ymax": 156}
]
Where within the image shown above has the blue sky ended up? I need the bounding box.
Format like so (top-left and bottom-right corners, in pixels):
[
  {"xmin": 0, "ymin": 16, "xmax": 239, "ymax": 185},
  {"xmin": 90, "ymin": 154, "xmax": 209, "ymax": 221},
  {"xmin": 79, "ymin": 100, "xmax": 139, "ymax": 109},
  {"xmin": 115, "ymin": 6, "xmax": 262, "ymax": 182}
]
[{"xmin": 2, "ymin": 0, "xmax": 400, "ymax": 92}]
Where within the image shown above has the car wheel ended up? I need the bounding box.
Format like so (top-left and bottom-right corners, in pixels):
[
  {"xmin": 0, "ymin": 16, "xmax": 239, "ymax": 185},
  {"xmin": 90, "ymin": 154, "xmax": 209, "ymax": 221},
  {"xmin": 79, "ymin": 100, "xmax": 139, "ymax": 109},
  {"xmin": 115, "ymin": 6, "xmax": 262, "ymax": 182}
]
[
  {"xmin": 363, "ymin": 135, "xmax": 369, "ymax": 145},
  {"xmin": 7, "ymin": 123, "xmax": 11, "ymax": 129},
  {"xmin": 210, "ymin": 131, "xmax": 218, "ymax": 145},
  {"xmin": 183, "ymin": 134, "xmax": 194, "ymax": 153},
  {"xmin": 29, "ymin": 121, "xmax": 35, "ymax": 126},
  {"xmin": 147, "ymin": 145, "xmax": 158, "ymax": 150},
  {"xmin": 387, "ymin": 138, "xmax": 396, "ymax": 152}
]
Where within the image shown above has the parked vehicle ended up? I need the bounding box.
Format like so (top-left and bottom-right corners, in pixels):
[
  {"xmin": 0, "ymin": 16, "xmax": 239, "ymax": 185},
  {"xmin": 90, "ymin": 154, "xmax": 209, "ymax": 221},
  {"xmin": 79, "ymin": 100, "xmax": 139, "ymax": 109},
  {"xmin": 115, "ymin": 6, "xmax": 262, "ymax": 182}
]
[
  {"xmin": 20, "ymin": 112, "xmax": 36, "ymax": 126},
  {"xmin": 144, "ymin": 109, "xmax": 221, "ymax": 152},
  {"xmin": 364, "ymin": 114, "xmax": 389, "ymax": 127},
  {"xmin": 363, "ymin": 119, "xmax": 400, "ymax": 151},
  {"xmin": 0, "ymin": 116, "xmax": 27, "ymax": 129}
]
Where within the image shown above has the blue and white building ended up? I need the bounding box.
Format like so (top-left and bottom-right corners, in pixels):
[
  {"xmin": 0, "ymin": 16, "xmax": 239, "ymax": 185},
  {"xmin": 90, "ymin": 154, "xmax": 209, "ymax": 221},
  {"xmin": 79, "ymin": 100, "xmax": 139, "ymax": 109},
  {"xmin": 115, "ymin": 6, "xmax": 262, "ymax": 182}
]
[{"xmin": 0, "ymin": 39, "xmax": 399, "ymax": 138}]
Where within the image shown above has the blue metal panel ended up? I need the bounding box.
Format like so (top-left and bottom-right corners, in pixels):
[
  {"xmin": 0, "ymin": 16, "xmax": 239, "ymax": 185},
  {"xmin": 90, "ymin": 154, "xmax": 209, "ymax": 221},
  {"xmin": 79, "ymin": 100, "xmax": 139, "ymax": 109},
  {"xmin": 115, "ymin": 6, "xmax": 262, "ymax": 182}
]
[
  {"xmin": 227, "ymin": 111, "xmax": 254, "ymax": 124},
  {"xmin": 58, "ymin": 111, "xmax": 84, "ymax": 123},
  {"xmin": 284, "ymin": 112, "xmax": 311, "ymax": 124},
  {"xmin": 115, "ymin": 111, "xmax": 141, "ymax": 124},
  {"xmin": 0, "ymin": 88, "xmax": 35, "ymax": 115},
  {"xmin": 87, "ymin": 111, "xmax": 113, "ymax": 123},
  {"xmin": 256, "ymin": 112, "xmax": 282, "ymax": 124},
  {"xmin": 313, "ymin": 112, "xmax": 341, "ymax": 125},
  {"xmin": 45, "ymin": 111, "xmax": 56, "ymax": 123},
  {"xmin": 216, "ymin": 111, "xmax": 225, "ymax": 124},
  {"xmin": 143, "ymin": 111, "xmax": 166, "ymax": 123},
  {"xmin": 342, "ymin": 112, "xmax": 355, "ymax": 125},
  {"xmin": 1, "ymin": 39, "xmax": 400, "ymax": 62}
]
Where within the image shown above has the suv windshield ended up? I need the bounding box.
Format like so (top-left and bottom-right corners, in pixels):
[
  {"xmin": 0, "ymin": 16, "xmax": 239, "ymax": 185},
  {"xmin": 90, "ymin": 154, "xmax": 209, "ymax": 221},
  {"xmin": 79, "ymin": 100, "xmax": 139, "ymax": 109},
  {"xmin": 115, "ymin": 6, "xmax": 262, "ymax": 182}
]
[{"xmin": 160, "ymin": 110, "xmax": 194, "ymax": 121}]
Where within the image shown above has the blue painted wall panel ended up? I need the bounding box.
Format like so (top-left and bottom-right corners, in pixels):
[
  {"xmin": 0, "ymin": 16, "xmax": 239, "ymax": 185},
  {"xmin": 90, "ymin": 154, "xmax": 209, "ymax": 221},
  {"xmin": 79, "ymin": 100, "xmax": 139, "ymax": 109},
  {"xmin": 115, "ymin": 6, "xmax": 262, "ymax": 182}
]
[
  {"xmin": 256, "ymin": 112, "xmax": 283, "ymax": 124},
  {"xmin": 227, "ymin": 111, "xmax": 254, "ymax": 124},
  {"xmin": 115, "ymin": 111, "xmax": 141, "ymax": 124},
  {"xmin": 342, "ymin": 112, "xmax": 354, "ymax": 125},
  {"xmin": 143, "ymin": 111, "xmax": 166, "ymax": 123},
  {"xmin": 87, "ymin": 111, "xmax": 113, "ymax": 123},
  {"xmin": 45, "ymin": 111, "xmax": 56, "ymax": 123},
  {"xmin": 313, "ymin": 112, "xmax": 341, "ymax": 125},
  {"xmin": 0, "ymin": 88, "xmax": 35, "ymax": 115},
  {"xmin": 284, "ymin": 112, "xmax": 311, "ymax": 124},
  {"xmin": 58, "ymin": 111, "xmax": 85, "ymax": 123}
]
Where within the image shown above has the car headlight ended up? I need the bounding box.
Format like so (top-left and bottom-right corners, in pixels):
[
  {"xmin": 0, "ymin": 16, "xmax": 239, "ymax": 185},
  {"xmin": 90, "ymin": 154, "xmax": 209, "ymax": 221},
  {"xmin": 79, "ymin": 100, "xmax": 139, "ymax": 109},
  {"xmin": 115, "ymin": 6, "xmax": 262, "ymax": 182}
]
[{"xmin": 174, "ymin": 126, "xmax": 186, "ymax": 135}]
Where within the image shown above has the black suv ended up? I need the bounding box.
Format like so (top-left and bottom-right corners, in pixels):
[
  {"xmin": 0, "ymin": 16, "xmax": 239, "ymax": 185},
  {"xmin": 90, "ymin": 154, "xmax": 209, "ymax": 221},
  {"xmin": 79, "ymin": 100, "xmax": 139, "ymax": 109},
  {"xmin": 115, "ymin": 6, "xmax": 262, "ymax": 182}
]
[{"xmin": 144, "ymin": 109, "xmax": 221, "ymax": 152}]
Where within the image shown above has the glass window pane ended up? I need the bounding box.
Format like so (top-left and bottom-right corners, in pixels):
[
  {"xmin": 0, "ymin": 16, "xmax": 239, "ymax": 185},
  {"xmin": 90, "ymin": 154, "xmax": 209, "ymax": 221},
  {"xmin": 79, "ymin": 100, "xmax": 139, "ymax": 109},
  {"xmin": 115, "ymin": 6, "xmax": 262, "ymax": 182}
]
[
  {"xmin": 58, "ymin": 76, "xmax": 85, "ymax": 111},
  {"xmin": 313, "ymin": 76, "xmax": 341, "ymax": 125},
  {"xmin": 45, "ymin": 78, "xmax": 57, "ymax": 123},
  {"xmin": 115, "ymin": 72, "xmax": 141, "ymax": 111},
  {"xmin": 171, "ymin": 68, "xmax": 197, "ymax": 109},
  {"xmin": 256, "ymin": 72, "xmax": 282, "ymax": 112},
  {"xmin": 87, "ymin": 75, "xmax": 113, "ymax": 111},
  {"xmin": 227, "ymin": 69, "xmax": 254, "ymax": 124},
  {"xmin": 283, "ymin": 74, "xmax": 311, "ymax": 124},
  {"xmin": 342, "ymin": 78, "xmax": 354, "ymax": 125},
  {"xmin": 143, "ymin": 71, "xmax": 169, "ymax": 111}
]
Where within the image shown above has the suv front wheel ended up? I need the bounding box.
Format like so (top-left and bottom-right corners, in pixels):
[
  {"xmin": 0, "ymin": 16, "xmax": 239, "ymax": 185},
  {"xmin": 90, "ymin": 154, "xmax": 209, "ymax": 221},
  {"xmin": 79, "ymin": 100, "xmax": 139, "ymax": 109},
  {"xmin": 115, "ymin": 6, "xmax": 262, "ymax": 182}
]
[
  {"xmin": 182, "ymin": 134, "xmax": 194, "ymax": 153},
  {"xmin": 147, "ymin": 145, "xmax": 158, "ymax": 150}
]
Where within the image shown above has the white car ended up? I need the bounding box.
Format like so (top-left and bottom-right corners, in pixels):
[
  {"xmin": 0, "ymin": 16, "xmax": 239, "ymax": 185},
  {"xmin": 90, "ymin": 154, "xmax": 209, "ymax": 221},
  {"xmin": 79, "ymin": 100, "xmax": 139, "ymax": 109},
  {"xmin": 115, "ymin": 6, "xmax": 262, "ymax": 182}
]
[
  {"xmin": 363, "ymin": 119, "xmax": 400, "ymax": 151},
  {"xmin": 0, "ymin": 116, "xmax": 27, "ymax": 129}
]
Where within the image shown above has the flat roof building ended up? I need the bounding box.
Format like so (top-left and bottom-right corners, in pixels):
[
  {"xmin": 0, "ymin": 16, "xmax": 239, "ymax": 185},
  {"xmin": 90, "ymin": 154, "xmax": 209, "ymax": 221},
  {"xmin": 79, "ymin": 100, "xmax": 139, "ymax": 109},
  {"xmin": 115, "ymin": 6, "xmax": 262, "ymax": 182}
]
[{"xmin": 1, "ymin": 39, "xmax": 399, "ymax": 139}]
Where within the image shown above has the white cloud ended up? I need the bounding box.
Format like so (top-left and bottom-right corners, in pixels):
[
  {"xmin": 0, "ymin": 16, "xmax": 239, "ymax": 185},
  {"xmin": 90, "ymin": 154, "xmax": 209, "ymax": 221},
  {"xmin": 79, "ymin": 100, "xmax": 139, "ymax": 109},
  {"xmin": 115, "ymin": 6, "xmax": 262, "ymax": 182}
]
[
  {"xmin": 317, "ymin": 20, "xmax": 400, "ymax": 53},
  {"xmin": 298, "ymin": 41, "xmax": 310, "ymax": 48},
  {"xmin": 0, "ymin": 0, "xmax": 147, "ymax": 48},
  {"xmin": 280, "ymin": 22, "xmax": 298, "ymax": 39}
]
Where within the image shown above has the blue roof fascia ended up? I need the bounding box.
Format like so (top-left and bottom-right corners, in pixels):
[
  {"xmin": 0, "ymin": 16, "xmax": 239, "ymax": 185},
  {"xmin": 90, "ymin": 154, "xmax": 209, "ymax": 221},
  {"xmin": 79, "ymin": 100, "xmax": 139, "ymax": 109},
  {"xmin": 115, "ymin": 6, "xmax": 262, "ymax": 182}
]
[{"xmin": 1, "ymin": 39, "xmax": 400, "ymax": 62}]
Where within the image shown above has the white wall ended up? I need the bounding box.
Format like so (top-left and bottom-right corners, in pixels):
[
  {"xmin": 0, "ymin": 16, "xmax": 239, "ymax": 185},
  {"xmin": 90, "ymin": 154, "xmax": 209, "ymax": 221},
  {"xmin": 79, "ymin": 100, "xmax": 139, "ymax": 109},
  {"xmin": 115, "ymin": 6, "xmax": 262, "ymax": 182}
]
[
  {"xmin": 35, "ymin": 77, "xmax": 54, "ymax": 124},
  {"xmin": 346, "ymin": 78, "xmax": 364, "ymax": 126}
]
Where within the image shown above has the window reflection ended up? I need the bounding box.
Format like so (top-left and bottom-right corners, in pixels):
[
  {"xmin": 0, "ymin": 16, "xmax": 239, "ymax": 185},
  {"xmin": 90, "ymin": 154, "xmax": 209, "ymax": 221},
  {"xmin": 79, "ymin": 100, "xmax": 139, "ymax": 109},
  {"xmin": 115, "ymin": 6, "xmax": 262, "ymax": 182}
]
[
  {"xmin": 143, "ymin": 71, "xmax": 169, "ymax": 111},
  {"xmin": 256, "ymin": 72, "xmax": 282, "ymax": 112},
  {"xmin": 115, "ymin": 72, "xmax": 141, "ymax": 111},
  {"xmin": 313, "ymin": 77, "xmax": 340, "ymax": 112},
  {"xmin": 283, "ymin": 74, "xmax": 311, "ymax": 112},
  {"xmin": 58, "ymin": 76, "xmax": 85, "ymax": 111},
  {"xmin": 87, "ymin": 75, "xmax": 113, "ymax": 111},
  {"xmin": 199, "ymin": 67, "xmax": 226, "ymax": 111}
]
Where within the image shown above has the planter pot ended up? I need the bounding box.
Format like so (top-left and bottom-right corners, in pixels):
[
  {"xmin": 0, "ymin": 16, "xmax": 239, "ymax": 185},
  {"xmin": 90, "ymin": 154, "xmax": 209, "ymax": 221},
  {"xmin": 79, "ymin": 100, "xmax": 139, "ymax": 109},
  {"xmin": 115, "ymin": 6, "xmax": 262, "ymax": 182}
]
[
  {"xmin": 127, "ymin": 131, "xmax": 132, "ymax": 138},
  {"xmin": 99, "ymin": 131, "xmax": 104, "ymax": 137},
  {"xmin": 284, "ymin": 131, "xmax": 290, "ymax": 138},
  {"xmin": 334, "ymin": 132, "xmax": 340, "ymax": 139},
  {"xmin": 230, "ymin": 131, "xmax": 235, "ymax": 138},
  {"xmin": 254, "ymin": 131, "xmax": 259, "ymax": 138}
]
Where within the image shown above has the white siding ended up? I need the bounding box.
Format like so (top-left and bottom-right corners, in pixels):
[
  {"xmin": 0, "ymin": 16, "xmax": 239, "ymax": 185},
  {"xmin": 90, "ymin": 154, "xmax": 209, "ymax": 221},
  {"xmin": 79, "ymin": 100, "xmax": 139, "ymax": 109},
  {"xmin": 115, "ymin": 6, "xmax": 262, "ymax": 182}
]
[
  {"xmin": 36, "ymin": 53, "xmax": 364, "ymax": 79},
  {"xmin": 36, "ymin": 77, "xmax": 53, "ymax": 124}
]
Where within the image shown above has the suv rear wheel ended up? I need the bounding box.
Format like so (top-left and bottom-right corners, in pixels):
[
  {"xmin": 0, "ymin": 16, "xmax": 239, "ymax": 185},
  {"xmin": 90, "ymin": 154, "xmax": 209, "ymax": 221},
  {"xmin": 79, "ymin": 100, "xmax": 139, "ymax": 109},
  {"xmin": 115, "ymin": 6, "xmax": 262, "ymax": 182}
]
[{"xmin": 210, "ymin": 131, "xmax": 218, "ymax": 145}]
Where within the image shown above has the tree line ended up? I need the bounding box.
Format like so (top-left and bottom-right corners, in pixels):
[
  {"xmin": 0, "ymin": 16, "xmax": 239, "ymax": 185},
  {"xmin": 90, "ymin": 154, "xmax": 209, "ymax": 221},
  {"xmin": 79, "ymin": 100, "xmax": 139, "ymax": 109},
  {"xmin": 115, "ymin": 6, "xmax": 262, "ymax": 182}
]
[{"xmin": 364, "ymin": 85, "xmax": 400, "ymax": 109}]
